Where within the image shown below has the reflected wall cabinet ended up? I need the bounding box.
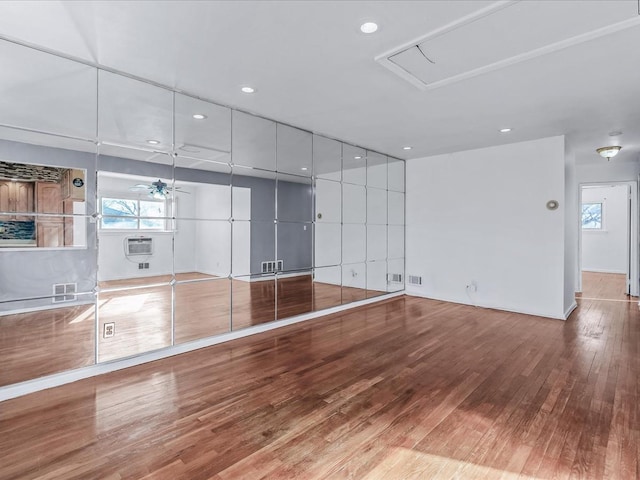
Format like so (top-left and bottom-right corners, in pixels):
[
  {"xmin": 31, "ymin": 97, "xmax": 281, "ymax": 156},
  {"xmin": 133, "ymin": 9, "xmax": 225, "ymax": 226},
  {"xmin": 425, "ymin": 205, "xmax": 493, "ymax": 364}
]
[{"xmin": 0, "ymin": 37, "xmax": 405, "ymax": 390}]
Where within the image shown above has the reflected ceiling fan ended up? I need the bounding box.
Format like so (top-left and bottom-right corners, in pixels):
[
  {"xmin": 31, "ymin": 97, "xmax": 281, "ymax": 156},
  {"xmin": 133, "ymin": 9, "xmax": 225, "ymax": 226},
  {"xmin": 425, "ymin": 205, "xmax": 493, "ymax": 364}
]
[{"xmin": 129, "ymin": 179, "xmax": 190, "ymax": 199}]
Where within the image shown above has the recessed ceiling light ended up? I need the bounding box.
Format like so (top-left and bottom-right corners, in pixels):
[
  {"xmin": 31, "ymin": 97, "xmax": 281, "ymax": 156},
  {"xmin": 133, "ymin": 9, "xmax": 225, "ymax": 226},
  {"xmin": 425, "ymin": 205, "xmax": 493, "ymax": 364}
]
[
  {"xmin": 360, "ymin": 22, "xmax": 378, "ymax": 34},
  {"xmin": 301, "ymin": 167, "xmax": 308, "ymax": 171},
  {"xmin": 192, "ymin": 113, "xmax": 207, "ymax": 120},
  {"xmin": 403, "ymin": 146, "xmax": 412, "ymax": 150},
  {"xmin": 146, "ymin": 139, "xmax": 160, "ymax": 145},
  {"xmin": 354, "ymin": 156, "xmax": 362, "ymax": 160},
  {"xmin": 499, "ymin": 128, "xmax": 512, "ymax": 133},
  {"xmin": 241, "ymin": 86, "xmax": 255, "ymax": 94}
]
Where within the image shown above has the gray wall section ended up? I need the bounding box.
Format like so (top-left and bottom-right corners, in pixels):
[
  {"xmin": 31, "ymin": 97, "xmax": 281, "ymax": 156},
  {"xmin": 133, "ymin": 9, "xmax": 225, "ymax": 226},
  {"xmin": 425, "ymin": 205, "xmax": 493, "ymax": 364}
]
[
  {"xmin": 0, "ymin": 140, "xmax": 313, "ymax": 309},
  {"xmin": 0, "ymin": 140, "xmax": 97, "ymax": 308}
]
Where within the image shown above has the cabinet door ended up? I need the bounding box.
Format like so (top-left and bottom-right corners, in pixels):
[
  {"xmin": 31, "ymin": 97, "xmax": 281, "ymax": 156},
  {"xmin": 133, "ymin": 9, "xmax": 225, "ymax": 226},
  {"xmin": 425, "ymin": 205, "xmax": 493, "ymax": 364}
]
[
  {"xmin": 0, "ymin": 181, "xmax": 10, "ymax": 220},
  {"xmin": 14, "ymin": 182, "xmax": 35, "ymax": 220},
  {"xmin": 36, "ymin": 182, "xmax": 63, "ymax": 214},
  {"xmin": 37, "ymin": 222, "xmax": 64, "ymax": 247}
]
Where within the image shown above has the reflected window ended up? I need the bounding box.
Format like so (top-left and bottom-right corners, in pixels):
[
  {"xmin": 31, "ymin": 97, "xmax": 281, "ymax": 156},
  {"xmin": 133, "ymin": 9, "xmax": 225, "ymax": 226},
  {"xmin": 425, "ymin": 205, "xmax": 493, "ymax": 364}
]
[
  {"xmin": 101, "ymin": 197, "xmax": 167, "ymax": 230},
  {"xmin": 581, "ymin": 203, "xmax": 602, "ymax": 229}
]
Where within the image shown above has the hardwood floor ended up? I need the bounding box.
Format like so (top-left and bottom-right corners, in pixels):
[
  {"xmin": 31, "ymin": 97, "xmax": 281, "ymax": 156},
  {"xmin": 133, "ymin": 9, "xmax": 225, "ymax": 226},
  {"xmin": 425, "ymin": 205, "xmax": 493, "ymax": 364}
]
[
  {"xmin": 577, "ymin": 271, "xmax": 634, "ymax": 301},
  {"xmin": 1, "ymin": 295, "xmax": 638, "ymax": 479},
  {"xmin": 0, "ymin": 274, "xmax": 385, "ymax": 386}
]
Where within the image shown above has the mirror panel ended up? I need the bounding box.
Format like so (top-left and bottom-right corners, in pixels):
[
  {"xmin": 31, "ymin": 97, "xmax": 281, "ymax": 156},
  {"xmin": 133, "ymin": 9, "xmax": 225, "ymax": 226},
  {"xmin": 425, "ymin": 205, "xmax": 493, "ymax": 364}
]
[
  {"xmin": 343, "ymin": 184, "xmax": 366, "ymax": 224},
  {"xmin": 98, "ymin": 71, "xmax": 173, "ymax": 153},
  {"xmin": 342, "ymin": 263, "xmax": 367, "ymax": 303},
  {"xmin": 277, "ymin": 222, "xmax": 313, "ymax": 272},
  {"xmin": 387, "ymin": 258, "xmax": 405, "ymax": 293},
  {"xmin": 277, "ymin": 173, "xmax": 313, "ymax": 223},
  {"xmin": 0, "ymin": 293, "xmax": 95, "ymax": 387},
  {"xmin": 232, "ymin": 111, "xmax": 276, "ymax": 170},
  {"xmin": 277, "ymin": 272, "xmax": 313, "ymax": 319},
  {"xmin": 388, "ymin": 157, "xmax": 405, "ymax": 192},
  {"xmin": 367, "ymin": 188, "xmax": 387, "ymax": 225},
  {"xmin": 276, "ymin": 124, "xmax": 312, "ymax": 177},
  {"xmin": 231, "ymin": 275, "xmax": 276, "ymax": 330},
  {"xmin": 315, "ymin": 223, "xmax": 341, "ymax": 267},
  {"xmin": 175, "ymin": 93, "xmax": 231, "ymax": 164},
  {"xmin": 342, "ymin": 223, "xmax": 366, "ymax": 264},
  {"xmin": 367, "ymin": 224, "xmax": 387, "ymax": 262},
  {"xmin": 97, "ymin": 284, "xmax": 172, "ymax": 362},
  {"xmin": 174, "ymin": 278, "xmax": 231, "ymax": 344},
  {"xmin": 388, "ymin": 225, "xmax": 405, "ymax": 260},
  {"xmin": 315, "ymin": 179, "xmax": 341, "ymax": 223},
  {"xmin": 313, "ymin": 135, "xmax": 341, "ymax": 181},
  {"xmin": 0, "ymin": 40, "xmax": 97, "ymax": 140},
  {"xmin": 367, "ymin": 152, "xmax": 387, "ymax": 189},
  {"xmin": 312, "ymin": 266, "xmax": 342, "ymax": 311},
  {"xmin": 388, "ymin": 191, "xmax": 405, "ymax": 226},
  {"xmin": 367, "ymin": 260, "xmax": 388, "ymax": 297},
  {"xmin": 342, "ymin": 144, "xmax": 366, "ymax": 185}
]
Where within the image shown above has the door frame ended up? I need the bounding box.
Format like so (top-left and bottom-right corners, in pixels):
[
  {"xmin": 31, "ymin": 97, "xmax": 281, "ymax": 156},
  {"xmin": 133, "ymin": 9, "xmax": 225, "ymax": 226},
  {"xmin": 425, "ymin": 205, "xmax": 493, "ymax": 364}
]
[{"xmin": 577, "ymin": 181, "xmax": 638, "ymax": 296}]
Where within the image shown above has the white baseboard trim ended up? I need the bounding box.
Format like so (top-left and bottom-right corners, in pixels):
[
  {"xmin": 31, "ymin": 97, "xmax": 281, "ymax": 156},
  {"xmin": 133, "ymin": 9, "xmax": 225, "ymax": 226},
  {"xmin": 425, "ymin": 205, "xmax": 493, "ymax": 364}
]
[
  {"xmin": 581, "ymin": 268, "xmax": 627, "ymax": 275},
  {"xmin": 0, "ymin": 300, "xmax": 94, "ymax": 317},
  {"xmin": 564, "ymin": 301, "xmax": 578, "ymax": 320},
  {"xmin": 0, "ymin": 291, "xmax": 404, "ymax": 402},
  {"xmin": 405, "ymin": 291, "xmax": 566, "ymax": 321}
]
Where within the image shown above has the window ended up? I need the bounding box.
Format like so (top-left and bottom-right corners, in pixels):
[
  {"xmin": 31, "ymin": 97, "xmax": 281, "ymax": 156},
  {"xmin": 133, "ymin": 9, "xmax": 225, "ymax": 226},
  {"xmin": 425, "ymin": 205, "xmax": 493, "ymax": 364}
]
[
  {"xmin": 581, "ymin": 202, "xmax": 602, "ymax": 229},
  {"xmin": 101, "ymin": 197, "xmax": 167, "ymax": 230}
]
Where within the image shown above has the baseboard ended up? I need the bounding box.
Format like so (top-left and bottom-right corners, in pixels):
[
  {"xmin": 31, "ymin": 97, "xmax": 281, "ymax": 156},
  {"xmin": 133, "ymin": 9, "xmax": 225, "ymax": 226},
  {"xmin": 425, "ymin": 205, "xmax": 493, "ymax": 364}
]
[
  {"xmin": 564, "ymin": 301, "xmax": 578, "ymax": 320},
  {"xmin": 405, "ymin": 291, "xmax": 566, "ymax": 320},
  {"xmin": 581, "ymin": 268, "xmax": 627, "ymax": 274},
  {"xmin": 0, "ymin": 291, "xmax": 405, "ymax": 402},
  {"xmin": 247, "ymin": 271, "xmax": 312, "ymax": 282},
  {"xmin": 0, "ymin": 300, "xmax": 94, "ymax": 317}
]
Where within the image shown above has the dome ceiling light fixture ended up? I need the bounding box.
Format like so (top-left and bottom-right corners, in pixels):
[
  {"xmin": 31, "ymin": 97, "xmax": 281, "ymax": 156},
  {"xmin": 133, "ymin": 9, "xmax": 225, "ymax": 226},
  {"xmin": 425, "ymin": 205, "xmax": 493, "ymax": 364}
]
[{"xmin": 596, "ymin": 146, "xmax": 622, "ymax": 161}]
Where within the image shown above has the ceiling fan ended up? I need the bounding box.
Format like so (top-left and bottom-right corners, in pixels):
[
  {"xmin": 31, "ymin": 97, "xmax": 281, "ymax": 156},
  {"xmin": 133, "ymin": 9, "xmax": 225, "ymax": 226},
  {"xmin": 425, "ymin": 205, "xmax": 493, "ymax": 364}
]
[{"xmin": 129, "ymin": 179, "xmax": 190, "ymax": 199}]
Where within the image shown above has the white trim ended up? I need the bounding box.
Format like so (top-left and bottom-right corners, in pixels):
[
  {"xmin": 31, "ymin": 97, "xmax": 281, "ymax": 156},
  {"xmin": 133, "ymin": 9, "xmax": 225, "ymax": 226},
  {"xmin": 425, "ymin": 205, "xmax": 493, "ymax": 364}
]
[
  {"xmin": 248, "ymin": 271, "xmax": 312, "ymax": 282},
  {"xmin": 406, "ymin": 291, "xmax": 567, "ymax": 321},
  {"xmin": 0, "ymin": 291, "xmax": 404, "ymax": 401},
  {"xmin": 564, "ymin": 301, "xmax": 578, "ymax": 320},
  {"xmin": 0, "ymin": 300, "xmax": 94, "ymax": 317},
  {"xmin": 581, "ymin": 268, "xmax": 627, "ymax": 275}
]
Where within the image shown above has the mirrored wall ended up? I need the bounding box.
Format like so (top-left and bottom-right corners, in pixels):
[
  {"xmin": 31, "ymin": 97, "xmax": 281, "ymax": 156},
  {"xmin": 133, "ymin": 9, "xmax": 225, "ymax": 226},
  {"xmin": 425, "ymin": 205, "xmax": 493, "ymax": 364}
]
[{"xmin": 0, "ymin": 39, "xmax": 404, "ymax": 387}]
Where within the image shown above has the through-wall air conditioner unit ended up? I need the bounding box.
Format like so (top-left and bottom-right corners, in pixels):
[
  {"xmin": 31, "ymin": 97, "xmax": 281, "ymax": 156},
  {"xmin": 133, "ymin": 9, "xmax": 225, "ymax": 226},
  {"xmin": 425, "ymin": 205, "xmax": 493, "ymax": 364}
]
[{"xmin": 125, "ymin": 237, "xmax": 153, "ymax": 256}]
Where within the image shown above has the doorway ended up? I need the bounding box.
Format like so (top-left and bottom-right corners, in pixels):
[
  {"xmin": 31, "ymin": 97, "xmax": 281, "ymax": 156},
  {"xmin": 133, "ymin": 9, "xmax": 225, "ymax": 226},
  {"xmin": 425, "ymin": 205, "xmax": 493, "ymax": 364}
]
[{"xmin": 578, "ymin": 182, "xmax": 638, "ymax": 300}]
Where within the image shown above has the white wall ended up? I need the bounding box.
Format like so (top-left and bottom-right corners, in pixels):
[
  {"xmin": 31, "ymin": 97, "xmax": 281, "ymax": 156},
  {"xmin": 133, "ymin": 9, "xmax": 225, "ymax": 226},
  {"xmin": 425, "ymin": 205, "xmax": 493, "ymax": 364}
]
[
  {"xmin": 406, "ymin": 136, "xmax": 567, "ymax": 319},
  {"xmin": 581, "ymin": 184, "xmax": 628, "ymax": 274}
]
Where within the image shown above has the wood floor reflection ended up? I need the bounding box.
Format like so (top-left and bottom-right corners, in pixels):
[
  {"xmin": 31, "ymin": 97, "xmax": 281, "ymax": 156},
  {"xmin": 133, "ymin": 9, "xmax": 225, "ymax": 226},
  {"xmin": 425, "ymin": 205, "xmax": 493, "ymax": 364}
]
[
  {"xmin": 1, "ymin": 295, "xmax": 638, "ymax": 479},
  {"xmin": 1, "ymin": 273, "xmax": 385, "ymax": 385}
]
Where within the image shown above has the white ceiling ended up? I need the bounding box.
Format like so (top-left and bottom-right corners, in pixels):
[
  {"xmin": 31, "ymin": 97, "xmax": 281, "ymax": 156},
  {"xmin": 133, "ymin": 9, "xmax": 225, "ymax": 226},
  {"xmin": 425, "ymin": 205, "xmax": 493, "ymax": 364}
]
[{"xmin": 0, "ymin": 0, "xmax": 639, "ymax": 165}]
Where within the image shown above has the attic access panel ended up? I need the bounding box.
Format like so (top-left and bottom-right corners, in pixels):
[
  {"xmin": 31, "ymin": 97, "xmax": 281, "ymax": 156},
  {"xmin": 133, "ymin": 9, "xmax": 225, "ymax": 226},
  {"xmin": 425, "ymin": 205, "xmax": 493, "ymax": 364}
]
[{"xmin": 380, "ymin": 0, "xmax": 640, "ymax": 90}]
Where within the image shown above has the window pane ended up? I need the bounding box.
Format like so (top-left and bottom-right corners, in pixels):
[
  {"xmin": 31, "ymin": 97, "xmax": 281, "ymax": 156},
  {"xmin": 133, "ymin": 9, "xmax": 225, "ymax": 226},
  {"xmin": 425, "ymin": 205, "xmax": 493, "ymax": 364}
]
[
  {"xmin": 102, "ymin": 198, "xmax": 138, "ymax": 216},
  {"xmin": 140, "ymin": 200, "xmax": 165, "ymax": 217},
  {"xmin": 140, "ymin": 218, "xmax": 164, "ymax": 229},
  {"xmin": 582, "ymin": 203, "xmax": 602, "ymax": 229},
  {"xmin": 101, "ymin": 198, "xmax": 138, "ymax": 229}
]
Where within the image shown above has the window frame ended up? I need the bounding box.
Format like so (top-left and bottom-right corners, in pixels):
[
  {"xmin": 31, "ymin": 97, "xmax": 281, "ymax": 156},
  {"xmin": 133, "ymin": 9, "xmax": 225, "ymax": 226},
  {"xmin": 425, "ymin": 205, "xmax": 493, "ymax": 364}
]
[{"xmin": 581, "ymin": 201, "xmax": 603, "ymax": 230}]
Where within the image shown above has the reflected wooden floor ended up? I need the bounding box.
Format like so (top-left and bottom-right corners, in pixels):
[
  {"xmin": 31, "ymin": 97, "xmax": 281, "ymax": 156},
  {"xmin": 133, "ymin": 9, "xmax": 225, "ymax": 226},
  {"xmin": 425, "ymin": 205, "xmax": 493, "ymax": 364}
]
[
  {"xmin": 1, "ymin": 295, "xmax": 638, "ymax": 479},
  {"xmin": 0, "ymin": 274, "xmax": 384, "ymax": 385},
  {"xmin": 577, "ymin": 271, "xmax": 634, "ymax": 301}
]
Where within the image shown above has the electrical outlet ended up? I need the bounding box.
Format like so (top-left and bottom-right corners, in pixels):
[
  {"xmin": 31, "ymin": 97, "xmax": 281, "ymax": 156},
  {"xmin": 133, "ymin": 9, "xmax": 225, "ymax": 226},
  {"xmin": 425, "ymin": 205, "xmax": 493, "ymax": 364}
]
[{"xmin": 103, "ymin": 322, "xmax": 115, "ymax": 338}]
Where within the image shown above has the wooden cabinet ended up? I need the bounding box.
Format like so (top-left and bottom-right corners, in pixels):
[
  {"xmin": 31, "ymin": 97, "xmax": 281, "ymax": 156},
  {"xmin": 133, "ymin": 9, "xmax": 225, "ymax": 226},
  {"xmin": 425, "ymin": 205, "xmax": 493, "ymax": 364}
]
[
  {"xmin": 0, "ymin": 181, "xmax": 35, "ymax": 220},
  {"xmin": 36, "ymin": 182, "xmax": 64, "ymax": 247},
  {"xmin": 61, "ymin": 169, "xmax": 85, "ymax": 201}
]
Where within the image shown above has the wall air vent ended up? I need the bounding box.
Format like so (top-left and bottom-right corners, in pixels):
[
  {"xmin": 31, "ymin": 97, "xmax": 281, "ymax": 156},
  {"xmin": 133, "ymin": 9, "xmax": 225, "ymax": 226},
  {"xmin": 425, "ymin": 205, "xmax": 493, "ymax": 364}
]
[
  {"xmin": 387, "ymin": 273, "xmax": 403, "ymax": 284},
  {"xmin": 376, "ymin": 1, "xmax": 640, "ymax": 91},
  {"xmin": 52, "ymin": 283, "xmax": 77, "ymax": 303},
  {"xmin": 261, "ymin": 260, "xmax": 284, "ymax": 274},
  {"xmin": 125, "ymin": 237, "xmax": 153, "ymax": 256},
  {"xmin": 408, "ymin": 275, "xmax": 423, "ymax": 286}
]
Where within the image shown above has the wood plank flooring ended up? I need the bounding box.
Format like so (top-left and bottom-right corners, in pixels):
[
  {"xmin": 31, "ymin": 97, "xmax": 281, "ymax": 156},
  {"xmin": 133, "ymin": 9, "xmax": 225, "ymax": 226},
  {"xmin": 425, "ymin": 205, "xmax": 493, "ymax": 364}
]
[
  {"xmin": 1, "ymin": 292, "xmax": 638, "ymax": 479},
  {"xmin": 0, "ymin": 274, "xmax": 384, "ymax": 386},
  {"xmin": 577, "ymin": 272, "xmax": 633, "ymax": 301}
]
